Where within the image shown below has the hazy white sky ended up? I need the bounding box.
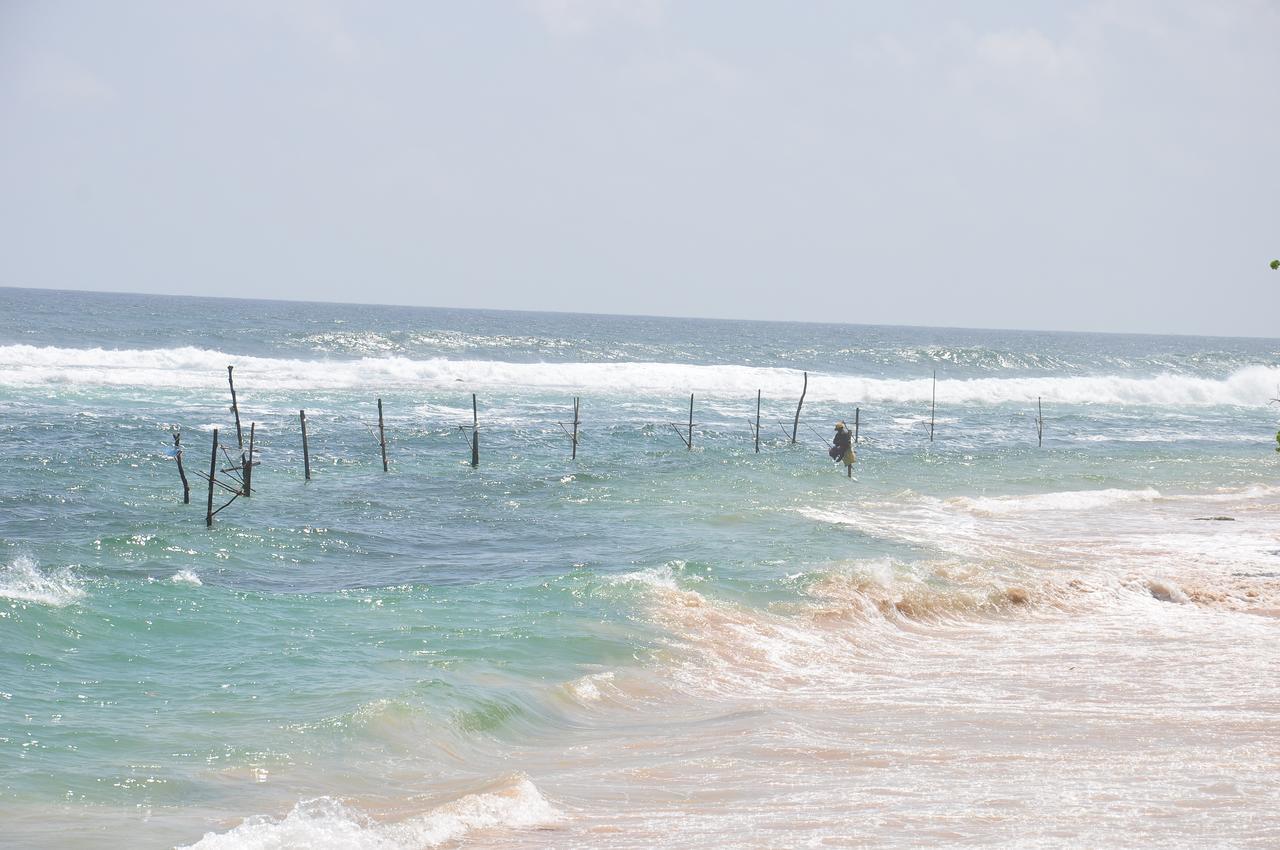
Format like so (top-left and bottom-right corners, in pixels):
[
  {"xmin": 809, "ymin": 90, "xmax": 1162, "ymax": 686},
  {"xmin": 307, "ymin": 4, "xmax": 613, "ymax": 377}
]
[{"xmin": 2, "ymin": 1, "xmax": 1278, "ymax": 335}]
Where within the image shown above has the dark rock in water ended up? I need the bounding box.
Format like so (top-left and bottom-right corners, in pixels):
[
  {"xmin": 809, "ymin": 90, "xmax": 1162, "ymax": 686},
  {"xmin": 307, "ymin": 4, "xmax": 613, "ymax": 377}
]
[{"xmin": 1193, "ymin": 516, "xmax": 1235, "ymax": 521}]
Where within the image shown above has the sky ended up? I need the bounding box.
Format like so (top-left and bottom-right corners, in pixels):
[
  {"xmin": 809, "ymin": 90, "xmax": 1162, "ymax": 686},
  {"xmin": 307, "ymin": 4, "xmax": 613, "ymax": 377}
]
[{"xmin": 1, "ymin": 1, "xmax": 1278, "ymax": 336}]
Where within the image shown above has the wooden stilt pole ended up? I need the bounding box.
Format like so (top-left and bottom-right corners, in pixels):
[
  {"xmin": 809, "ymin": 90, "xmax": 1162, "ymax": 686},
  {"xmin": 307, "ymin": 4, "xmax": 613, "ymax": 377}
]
[
  {"xmin": 471, "ymin": 394, "xmax": 479, "ymax": 468},
  {"xmin": 755, "ymin": 390, "xmax": 761, "ymax": 453},
  {"xmin": 571, "ymin": 397, "xmax": 580, "ymax": 460},
  {"xmin": 854, "ymin": 407, "xmax": 860, "ymax": 445},
  {"xmin": 173, "ymin": 431, "xmax": 190, "ymax": 504},
  {"xmin": 227, "ymin": 366, "xmax": 243, "ymax": 449},
  {"xmin": 300, "ymin": 410, "xmax": 311, "ymax": 481},
  {"xmin": 688, "ymin": 393, "xmax": 694, "ymax": 451},
  {"xmin": 1037, "ymin": 397, "xmax": 1044, "ymax": 447},
  {"xmin": 243, "ymin": 422, "xmax": 255, "ymax": 496},
  {"xmin": 929, "ymin": 370, "xmax": 936, "ymax": 442},
  {"xmin": 791, "ymin": 372, "xmax": 807, "ymax": 444},
  {"xmin": 377, "ymin": 398, "xmax": 388, "ymax": 472},
  {"xmin": 206, "ymin": 428, "xmax": 218, "ymax": 527}
]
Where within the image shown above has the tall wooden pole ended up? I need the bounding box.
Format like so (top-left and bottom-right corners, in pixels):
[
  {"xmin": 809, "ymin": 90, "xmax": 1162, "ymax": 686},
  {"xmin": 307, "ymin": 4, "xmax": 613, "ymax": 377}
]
[
  {"xmin": 227, "ymin": 366, "xmax": 243, "ymax": 449},
  {"xmin": 173, "ymin": 432, "xmax": 190, "ymax": 504},
  {"xmin": 571, "ymin": 397, "xmax": 580, "ymax": 460},
  {"xmin": 791, "ymin": 372, "xmax": 808, "ymax": 444},
  {"xmin": 377, "ymin": 398, "xmax": 388, "ymax": 472},
  {"xmin": 471, "ymin": 394, "xmax": 479, "ymax": 468},
  {"xmin": 687, "ymin": 393, "xmax": 694, "ymax": 451},
  {"xmin": 854, "ymin": 407, "xmax": 860, "ymax": 445},
  {"xmin": 300, "ymin": 410, "xmax": 311, "ymax": 481},
  {"xmin": 929, "ymin": 370, "xmax": 936, "ymax": 443},
  {"xmin": 1037, "ymin": 397, "xmax": 1043, "ymax": 447},
  {"xmin": 206, "ymin": 428, "xmax": 218, "ymax": 527},
  {"xmin": 754, "ymin": 390, "xmax": 761, "ymax": 453},
  {"xmin": 243, "ymin": 422, "xmax": 255, "ymax": 497}
]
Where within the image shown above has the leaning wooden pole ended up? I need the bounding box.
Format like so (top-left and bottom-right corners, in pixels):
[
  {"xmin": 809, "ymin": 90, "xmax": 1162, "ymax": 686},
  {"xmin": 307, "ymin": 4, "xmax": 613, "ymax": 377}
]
[
  {"xmin": 471, "ymin": 394, "xmax": 479, "ymax": 468},
  {"xmin": 299, "ymin": 410, "xmax": 311, "ymax": 481},
  {"xmin": 206, "ymin": 428, "xmax": 218, "ymax": 527},
  {"xmin": 755, "ymin": 390, "xmax": 761, "ymax": 454},
  {"xmin": 687, "ymin": 393, "xmax": 694, "ymax": 451},
  {"xmin": 791, "ymin": 372, "xmax": 808, "ymax": 444},
  {"xmin": 173, "ymin": 432, "xmax": 190, "ymax": 504},
  {"xmin": 227, "ymin": 366, "xmax": 243, "ymax": 449},
  {"xmin": 929, "ymin": 370, "xmax": 936, "ymax": 442},
  {"xmin": 377, "ymin": 398, "xmax": 388, "ymax": 472},
  {"xmin": 243, "ymin": 422, "xmax": 255, "ymax": 497}
]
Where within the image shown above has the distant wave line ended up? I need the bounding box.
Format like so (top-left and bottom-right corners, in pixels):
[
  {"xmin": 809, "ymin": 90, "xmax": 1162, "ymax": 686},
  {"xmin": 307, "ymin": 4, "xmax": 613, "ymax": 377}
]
[{"xmin": 0, "ymin": 344, "xmax": 1277, "ymax": 407}]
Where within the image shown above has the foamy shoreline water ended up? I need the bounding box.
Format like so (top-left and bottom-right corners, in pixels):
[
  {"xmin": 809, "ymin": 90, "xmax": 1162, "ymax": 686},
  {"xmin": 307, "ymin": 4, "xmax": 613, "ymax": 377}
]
[{"xmin": 2, "ymin": 289, "xmax": 1278, "ymax": 848}]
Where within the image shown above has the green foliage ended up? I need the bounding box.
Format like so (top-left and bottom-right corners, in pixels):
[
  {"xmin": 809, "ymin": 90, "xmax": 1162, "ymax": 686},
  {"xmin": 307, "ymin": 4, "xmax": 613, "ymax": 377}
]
[{"xmin": 1272, "ymin": 259, "xmax": 1280, "ymax": 270}]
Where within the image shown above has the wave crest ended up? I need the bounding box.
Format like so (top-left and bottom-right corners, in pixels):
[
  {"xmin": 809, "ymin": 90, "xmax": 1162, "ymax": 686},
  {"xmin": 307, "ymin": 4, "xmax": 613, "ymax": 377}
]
[
  {"xmin": 0, "ymin": 555, "xmax": 86, "ymax": 606},
  {"xmin": 183, "ymin": 776, "xmax": 560, "ymax": 850},
  {"xmin": 3, "ymin": 344, "xmax": 1279, "ymax": 406}
]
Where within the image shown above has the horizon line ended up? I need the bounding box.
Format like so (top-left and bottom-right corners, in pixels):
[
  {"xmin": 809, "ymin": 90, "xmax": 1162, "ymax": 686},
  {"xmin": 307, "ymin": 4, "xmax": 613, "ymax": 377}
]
[{"xmin": 1, "ymin": 283, "xmax": 1276, "ymax": 344}]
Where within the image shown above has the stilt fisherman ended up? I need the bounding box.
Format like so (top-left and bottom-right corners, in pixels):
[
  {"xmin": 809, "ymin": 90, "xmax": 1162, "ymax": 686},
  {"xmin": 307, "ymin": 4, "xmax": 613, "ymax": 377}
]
[{"xmin": 829, "ymin": 421, "xmax": 854, "ymax": 465}]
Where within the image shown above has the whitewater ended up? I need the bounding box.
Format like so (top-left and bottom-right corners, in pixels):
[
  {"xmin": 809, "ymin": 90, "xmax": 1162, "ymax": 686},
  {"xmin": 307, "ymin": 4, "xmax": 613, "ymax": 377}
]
[
  {"xmin": 5, "ymin": 343, "xmax": 1280, "ymax": 407},
  {"xmin": 2, "ymin": 287, "xmax": 1279, "ymax": 849}
]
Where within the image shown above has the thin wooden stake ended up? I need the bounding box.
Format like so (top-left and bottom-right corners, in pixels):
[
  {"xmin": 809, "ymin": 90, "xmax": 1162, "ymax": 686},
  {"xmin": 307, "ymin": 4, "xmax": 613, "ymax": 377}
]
[
  {"xmin": 300, "ymin": 410, "xmax": 311, "ymax": 481},
  {"xmin": 755, "ymin": 390, "xmax": 761, "ymax": 453},
  {"xmin": 688, "ymin": 393, "xmax": 694, "ymax": 451},
  {"xmin": 227, "ymin": 366, "xmax": 243, "ymax": 449},
  {"xmin": 206, "ymin": 428, "xmax": 218, "ymax": 527},
  {"xmin": 854, "ymin": 407, "xmax": 860, "ymax": 445},
  {"xmin": 572, "ymin": 397, "xmax": 580, "ymax": 460},
  {"xmin": 471, "ymin": 394, "xmax": 479, "ymax": 468},
  {"xmin": 1037, "ymin": 397, "xmax": 1044, "ymax": 447},
  {"xmin": 791, "ymin": 372, "xmax": 808, "ymax": 444},
  {"xmin": 671, "ymin": 395, "xmax": 696, "ymax": 449},
  {"xmin": 243, "ymin": 422, "xmax": 255, "ymax": 497},
  {"xmin": 929, "ymin": 370, "xmax": 936, "ymax": 442},
  {"xmin": 173, "ymin": 431, "xmax": 190, "ymax": 504},
  {"xmin": 377, "ymin": 398, "xmax": 388, "ymax": 472}
]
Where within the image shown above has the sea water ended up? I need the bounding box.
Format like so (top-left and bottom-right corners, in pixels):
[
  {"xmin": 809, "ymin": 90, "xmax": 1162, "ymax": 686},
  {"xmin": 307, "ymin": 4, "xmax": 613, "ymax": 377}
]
[{"xmin": 1, "ymin": 287, "xmax": 1278, "ymax": 849}]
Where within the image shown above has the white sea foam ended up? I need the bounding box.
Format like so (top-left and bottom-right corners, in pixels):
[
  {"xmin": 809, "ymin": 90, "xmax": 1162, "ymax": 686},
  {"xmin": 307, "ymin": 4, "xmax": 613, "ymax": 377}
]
[
  {"xmin": 1136, "ymin": 576, "xmax": 1191, "ymax": 604},
  {"xmin": 170, "ymin": 569, "xmax": 203, "ymax": 586},
  {"xmin": 565, "ymin": 671, "xmax": 615, "ymax": 703},
  {"xmin": 2, "ymin": 344, "xmax": 1278, "ymax": 407},
  {"xmin": 0, "ymin": 555, "xmax": 86, "ymax": 606},
  {"xmin": 952, "ymin": 487, "xmax": 1162, "ymax": 515},
  {"xmin": 183, "ymin": 776, "xmax": 559, "ymax": 850},
  {"xmin": 604, "ymin": 563, "xmax": 686, "ymax": 592}
]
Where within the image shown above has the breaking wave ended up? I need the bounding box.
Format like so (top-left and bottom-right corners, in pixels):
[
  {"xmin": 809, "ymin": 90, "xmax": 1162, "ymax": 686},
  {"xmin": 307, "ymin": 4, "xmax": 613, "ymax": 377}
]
[
  {"xmin": 950, "ymin": 487, "xmax": 1163, "ymax": 515},
  {"xmin": 182, "ymin": 776, "xmax": 560, "ymax": 850},
  {"xmin": 0, "ymin": 555, "xmax": 86, "ymax": 606},
  {"xmin": 2, "ymin": 344, "xmax": 1279, "ymax": 406}
]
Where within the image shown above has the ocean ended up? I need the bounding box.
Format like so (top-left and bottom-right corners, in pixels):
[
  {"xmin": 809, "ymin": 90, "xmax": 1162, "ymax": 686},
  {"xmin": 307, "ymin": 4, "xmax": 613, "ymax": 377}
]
[{"xmin": 2, "ymin": 286, "xmax": 1278, "ymax": 848}]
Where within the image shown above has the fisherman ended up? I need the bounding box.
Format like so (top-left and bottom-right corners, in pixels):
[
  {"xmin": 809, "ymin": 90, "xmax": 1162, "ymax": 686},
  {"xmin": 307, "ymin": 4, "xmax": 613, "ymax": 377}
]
[{"xmin": 829, "ymin": 421, "xmax": 853, "ymax": 463}]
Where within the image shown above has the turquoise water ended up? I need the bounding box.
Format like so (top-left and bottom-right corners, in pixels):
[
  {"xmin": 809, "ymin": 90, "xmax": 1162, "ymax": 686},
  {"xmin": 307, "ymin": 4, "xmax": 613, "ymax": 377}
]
[{"xmin": 2, "ymin": 287, "xmax": 1279, "ymax": 848}]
